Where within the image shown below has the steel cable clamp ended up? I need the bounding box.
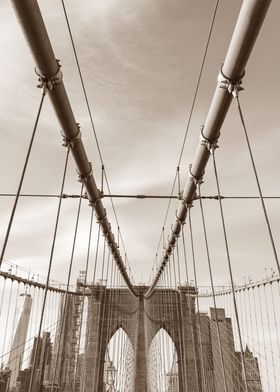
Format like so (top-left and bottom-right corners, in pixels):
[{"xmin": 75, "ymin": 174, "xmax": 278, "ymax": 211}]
[
  {"xmin": 175, "ymin": 210, "xmax": 185, "ymax": 226},
  {"xmin": 217, "ymin": 64, "xmax": 245, "ymax": 98},
  {"xmin": 188, "ymin": 164, "xmax": 204, "ymax": 187},
  {"xmin": 35, "ymin": 59, "xmax": 63, "ymax": 92},
  {"xmin": 62, "ymin": 123, "xmax": 81, "ymax": 149},
  {"xmin": 200, "ymin": 125, "xmax": 219, "ymax": 153},
  {"xmin": 77, "ymin": 162, "xmax": 92, "ymax": 185}
]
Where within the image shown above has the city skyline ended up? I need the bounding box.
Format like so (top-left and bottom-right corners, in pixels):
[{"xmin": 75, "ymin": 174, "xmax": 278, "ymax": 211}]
[
  {"xmin": 0, "ymin": 0, "xmax": 279, "ymax": 286},
  {"xmin": 0, "ymin": 1, "xmax": 279, "ymax": 390}
]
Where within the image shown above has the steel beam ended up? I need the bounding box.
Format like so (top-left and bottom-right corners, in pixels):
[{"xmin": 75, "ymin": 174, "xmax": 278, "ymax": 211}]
[
  {"xmin": 11, "ymin": 0, "xmax": 137, "ymax": 296},
  {"xmin": 146, "ymin": 0, "xmax": 271, "ymax": 297}
]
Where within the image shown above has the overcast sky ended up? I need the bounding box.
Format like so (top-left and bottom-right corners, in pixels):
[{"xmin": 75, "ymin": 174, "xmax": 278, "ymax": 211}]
[{"xmin": 0, "ymin": 0, "xmax": 279, "ymax": 287}]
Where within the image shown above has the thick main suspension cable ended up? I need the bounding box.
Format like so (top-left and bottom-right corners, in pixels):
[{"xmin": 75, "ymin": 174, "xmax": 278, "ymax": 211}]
[
  {"xmin": 11, "ymin": 0, "xmax": 137, "ymax": 296},
  {"xmin": 145, "ymin": 0, "xmax": 271, "ymax": 298}
]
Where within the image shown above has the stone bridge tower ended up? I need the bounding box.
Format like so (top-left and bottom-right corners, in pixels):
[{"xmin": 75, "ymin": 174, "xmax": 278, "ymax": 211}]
[{"xmin": 83, "ymin": 285, "xmax": 199, "ymax": 392}]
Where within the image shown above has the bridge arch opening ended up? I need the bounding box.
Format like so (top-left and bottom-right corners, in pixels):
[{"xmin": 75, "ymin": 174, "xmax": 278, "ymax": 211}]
[
  {"xmin": 147, "ymin": 327, "xmax": 179, "ymax": 392},
  {"xmin": 104, "ymin": 327, "xmax": 135, "ymax": 391}
]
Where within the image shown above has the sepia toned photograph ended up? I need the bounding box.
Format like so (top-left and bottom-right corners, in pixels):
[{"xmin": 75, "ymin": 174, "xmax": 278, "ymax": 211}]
[{"xmin": 0, "ymin": 0, "xmax": 279, "ymax": 391}]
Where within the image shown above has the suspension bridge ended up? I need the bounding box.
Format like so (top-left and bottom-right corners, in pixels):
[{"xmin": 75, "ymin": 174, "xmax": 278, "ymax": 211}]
[{"xmin": 0, "ymin": 0, "xmax": 279, "ymax": 391}]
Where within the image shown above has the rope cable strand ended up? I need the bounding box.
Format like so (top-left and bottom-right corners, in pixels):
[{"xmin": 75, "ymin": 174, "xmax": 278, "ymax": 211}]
[
  {"xmin": 60, "ymin": 0, "xmax": 135, "ymax": 291},
  {"xmin": 236, "ymin": 95, "xmax": 280, "ymax": 274},
  {"xmin": 196, "ymin": 189, "xmax": 228, "ymax": 392},
  {"xmin": 0, "ymin": 90, "xmax": 47, "ymax": 268},
  {"xmin": 28, "ymin": 147, "xmax": 70, "ymax": 392},
  {"xmin": 185, "ymin": 216, "xmax": 207, "ymax": 392},
  {"xmin": 50, "ymin": 182, "xmax": 84, "ymax": 391},
  {"xmin": 211, "ymin": 147, "xmax": 249, "ymax": 392},
  {"xmin": 147, "ymin": 0, "xmax": 220, "ymax": 294}
]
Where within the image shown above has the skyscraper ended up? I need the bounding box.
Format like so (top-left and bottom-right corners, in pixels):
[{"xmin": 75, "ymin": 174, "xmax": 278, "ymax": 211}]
[{"xmin": 8, "ymin": 293, "xmax": 32, "ymax": 389}]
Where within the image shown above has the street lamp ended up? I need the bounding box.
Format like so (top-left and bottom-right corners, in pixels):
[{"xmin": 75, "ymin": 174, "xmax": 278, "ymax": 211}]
[{"xmin": 106, "ymin": 361, "xmax": 117, "ymax": 391}]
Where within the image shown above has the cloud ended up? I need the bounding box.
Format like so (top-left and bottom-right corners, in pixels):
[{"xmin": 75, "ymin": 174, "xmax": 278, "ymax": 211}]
[{"xmin": 1, "ymin": 0, "xmax": 279, "ymax": 287}]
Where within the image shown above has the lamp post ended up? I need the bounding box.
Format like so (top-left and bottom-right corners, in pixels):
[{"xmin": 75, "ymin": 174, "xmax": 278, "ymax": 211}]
[{"xmin": 106, "ymin": 361, "xmax": 117, "ymax": 391}]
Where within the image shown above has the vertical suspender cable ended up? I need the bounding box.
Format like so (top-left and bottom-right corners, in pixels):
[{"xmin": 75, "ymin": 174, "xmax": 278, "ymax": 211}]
[
  {"xmin": 251, "ymin": 287, "xmax": 262, "ymax": 378},
  {"xmin": 257, "ymin": 285, "xmax": 271, "ymax": 392},
  {"xmin": 269, "ymin": 282, "xmax": 280, "ymax": 358},
  {"xmin": 186, "ymin": 215, "xmax": 207, "ymax": 392},
  {"xmin": 73, "ymin": 207, "xmax": 94, "ymax": 392},
  {"xmin": 197, "ymin": 187, "xmax": 228, "ymax": 392},
  {"xmin": 1, "ymin": 280, "xmax": 14, "ymax": 360},
  {"xmin": 211, "ymin": 148, "xmax": 249, "ymax": 392},
  {"xmin": 246, "ymin": 287, "xmax": 255, "ymax": 354},
  {"xmin": 95, "ymin": 236, "xmax": 108, "ymax": 386},
  {"xmin": 0, "ymin": 278, "xmax": 7, "ymax": 316},
  {"xmin": 28, "ymin": 147, "xmax": 70, "ymax": 392},
  {"xmin": 263, "ymin": 284, "xmax": 277, "ymax": 390},
  {"xmin": 51, "ymin": 182, "xmax": 84, "ymax": 391}
]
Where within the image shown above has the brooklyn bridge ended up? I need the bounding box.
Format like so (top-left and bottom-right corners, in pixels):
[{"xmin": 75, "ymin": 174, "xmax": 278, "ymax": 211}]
[{"xmin": 0, "ymin": 0, "xmax": 279, "ymax": 391}]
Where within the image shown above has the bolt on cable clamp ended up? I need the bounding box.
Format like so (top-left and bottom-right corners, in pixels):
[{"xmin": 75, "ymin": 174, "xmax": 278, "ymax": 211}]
[
  {"xmin": 188, "ymin": 164, "xmax": 204, "ymax": 186},
  {"xmin": 177, "ymin": 191, "xmax": 183, "ymax": 200},
  {"xmin": 217, "ymin": 65, "xmax": 245, "ymax": 98},
  {"xmin": 96, "ymin": 210, "xmax": 107, "ymax": 226},
  {"xmin": 175, "ymin": 211, "xmax": 185, "ymax": 226},
  {"xmin": 77, "ymin": 162, "xmax": 92, "ymax": 184},
  {"xmin": 167, "ymin": 235, "xmax": 176, "ymax": 249},
  {"xmin": 200, "ymin": 125, "xmax": 219, "ymax": 152},
  {"xmin": 35, "ymin": 59, "xmax": 63, "ymax": 92},
  {"xmin": 171, "ymin": 224, "xmax": 180, "ymax": 238},
  {"xmin": 62, "ymin": 123, "xmax": 82, "ymax": 148}
]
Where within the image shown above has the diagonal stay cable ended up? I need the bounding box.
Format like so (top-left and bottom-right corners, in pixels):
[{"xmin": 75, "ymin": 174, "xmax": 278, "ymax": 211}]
[
  {"xmin": 0, "ymin": 89, "xmax": 47, "ymax": 268},
  {"xmin": 60, "ymin": 0, "xmax": 134, "ymax": 282},
  {"xmin": 236, "ymin": 95, "xmax": 280, "ymax": 274},
  {"xmin": 60, "ymin": 0, "xmax": 102, "ymax": 164},
  {"xmin": 177, "ymin": 0, "xmax": 220, "ymax": 167},
  {"xmin": 150, "ymin": 0, "xmax": 220, "ymax": 286},
  {"xmin": 146, "ymin": 0, "xmax": 272, "ymax": 297}
]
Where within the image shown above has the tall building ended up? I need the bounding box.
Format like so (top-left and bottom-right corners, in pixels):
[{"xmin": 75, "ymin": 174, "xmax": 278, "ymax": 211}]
[
  {"xmin": 50, "ymin": 293, "xmax": 83, "ymax": 391},
  {"xmin": 29, "ymin": 332, "xmax": 52, "ymax": 391},
  {"xmin": 166, "ymin": 353, "xmax": 179, "ymax": 392},
  {"xmin": 197, "ymin": 308, "xmax": 262, "ymax": 392},
  {"xmin": 8, "ymin": 293, "xmax": 32, "ymax": 389},
  {"xmin": 14, "ymin": 332, "xmax": 52, "ymax": 392},
  {"xmin": 235, "ymin": 346, "xmax": 262, "ymax": 392},
  {"xmin": 0, "ymin": 367, "xmax": 11, "ymax": 392}
]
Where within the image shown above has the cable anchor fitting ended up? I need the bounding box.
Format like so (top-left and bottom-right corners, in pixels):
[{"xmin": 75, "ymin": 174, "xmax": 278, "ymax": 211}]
[
  {"xmin": 200, "ymin": 125, "xmax": 219, "ymax": 153},
  {"xmin": 217, "ymin": 65, "xmax": 245, "ymax": 98},
  {"xmin": 35, "ymin": 59, "xmax": 63, "ymax": 93},
  {"xmin": 77, "ymin": 162, "xmax": 92, "ymax": 184},
  {"xmin": 62, "ymin": 123, "xmax": 81, "ymax": 149},
  {"xmin": 88, "ymin": 189, "xmax": 103, "ymax": 208},
  {"xmin": 188, "ymin": 164, "xmax": 204, "ymax": 187}
]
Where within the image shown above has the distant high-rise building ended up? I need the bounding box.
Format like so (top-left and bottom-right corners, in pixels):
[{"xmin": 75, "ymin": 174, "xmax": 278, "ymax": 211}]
[
  {"xmin": 8, "ymin": 293, "xmax": 32, "ymax": 389},
  {"xmin": 197, "ymin": 308, "xmax": 262, "ymax": 392},
  {"xmin": 50, "ymin": 293, "xmax": 83, "ymax": 391},
  {"xmin": 166, "ymin": 353, "xmax": 179, "ymax": 392},
  {"xmin": 0, "ymin": 367, "xmax": 11, "ymax": 392},
  {"xmin": 29, "ymin": 332, "xmax": 52, "ymax": 391},
  {"xmin": 235, "ymin": 346, "xmax": 262, "ymax": 392},
  {"xmin": 15, "ymin": 368, "xmax": 32, "ymax": 392}
]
